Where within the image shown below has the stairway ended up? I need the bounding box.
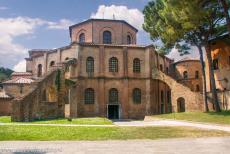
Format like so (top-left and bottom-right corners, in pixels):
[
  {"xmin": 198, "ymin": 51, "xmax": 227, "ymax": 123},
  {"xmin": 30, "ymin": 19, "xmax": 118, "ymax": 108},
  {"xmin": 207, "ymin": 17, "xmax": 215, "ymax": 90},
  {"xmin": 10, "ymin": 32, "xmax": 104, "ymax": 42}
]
[{"xmin": 152, "ymin": 67, "xmax": 204, "ymax": 112}]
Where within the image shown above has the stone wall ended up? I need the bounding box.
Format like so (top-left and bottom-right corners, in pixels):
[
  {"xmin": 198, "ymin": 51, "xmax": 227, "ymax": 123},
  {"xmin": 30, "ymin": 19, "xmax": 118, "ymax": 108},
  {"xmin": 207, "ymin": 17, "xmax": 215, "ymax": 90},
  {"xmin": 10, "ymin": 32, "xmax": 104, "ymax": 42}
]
[
  {"xmin": 0, "ymin": 99, "xmax": 12, "ymax": 116},
  {"xmin": 11, "ymin": 69, "xmax": 65, "ymax": 122}
]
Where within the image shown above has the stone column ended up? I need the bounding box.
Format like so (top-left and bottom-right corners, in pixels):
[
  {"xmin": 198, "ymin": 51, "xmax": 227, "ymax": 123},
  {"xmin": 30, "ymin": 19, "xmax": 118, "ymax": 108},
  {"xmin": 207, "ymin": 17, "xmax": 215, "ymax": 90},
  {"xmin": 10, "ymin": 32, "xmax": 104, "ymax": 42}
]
[{"xmin": 43, "ymin": 52, "xmax": 48, "ymax": 75}]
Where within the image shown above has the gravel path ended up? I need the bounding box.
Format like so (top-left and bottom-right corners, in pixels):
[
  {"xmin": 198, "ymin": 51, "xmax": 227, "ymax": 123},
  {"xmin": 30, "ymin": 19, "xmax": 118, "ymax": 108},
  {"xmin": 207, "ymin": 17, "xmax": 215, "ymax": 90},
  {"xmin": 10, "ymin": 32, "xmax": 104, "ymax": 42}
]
[{"xmin": 0, "ymin": 137, "xmax": 229, "ymax": 154}]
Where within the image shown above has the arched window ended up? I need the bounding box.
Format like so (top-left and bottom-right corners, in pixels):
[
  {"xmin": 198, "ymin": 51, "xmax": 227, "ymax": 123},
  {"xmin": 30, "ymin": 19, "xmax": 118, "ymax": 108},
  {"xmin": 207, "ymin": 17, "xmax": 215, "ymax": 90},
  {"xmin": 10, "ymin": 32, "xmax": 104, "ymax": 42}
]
[
  {"xmin": 50, "ymin": 61, "xmax": 55, "ymax": 67},
  {"xmin": 183, "ymin": 71, "xmax": 188, "ymax": 79},
  {"xmin": 42, "ymin": 90, "xmax": 46, "ymax": 101},
  {"xmin": 213, "ymin": 59, "xmax": 219, "ymax": 70},
  {"xmin": 109, "ymin": 88, "xmax": 118, "ymax": 104},
  {"xmin": 195, "ymin": 71, "xmax": 199, "ymax": 79},
  {"xmin": 65, "ymin": 57, "xmax": 69, "ymax": 72},
  {"xmin": 166, "ymin": 67, "xmax": 169, "ymax": 74},
  {"xmin": 196, "ymin": 85, "xmax": 200, "ymax": 92},
  {"xmin": 159, "ymin": 64, "xmax": 163, "ymax": 72},
  {"xmin": 86, "ymin": 57, "xmax": 94, "ymax": 73},
  {"xmin": 109, "ymin": 57, "xmax": 118, "ymax": 72},
  {"xmin": 133, "ymin": 88, "xmax": 141, "ymax": 104},
  {"xmin": 103, "ymin": 31, "xmax": 112, "ymax": 44},
  {"xmin": 79, "ymin": 33, "xmax": 85, "ymax": 43},
  {"xmin": 37, "ymin": 64, "xmax": 42, "ymax": 77},
  {"xmin": 127, "ymin": 35, "xmax": 131, "ymax": 44},
  {"xmin": 133, "ymin": 58, "xmax": 141, "ymax": 73},
  {"xmin": 84, "ymin": 88, "xmax": 95, "ymax": 104}
]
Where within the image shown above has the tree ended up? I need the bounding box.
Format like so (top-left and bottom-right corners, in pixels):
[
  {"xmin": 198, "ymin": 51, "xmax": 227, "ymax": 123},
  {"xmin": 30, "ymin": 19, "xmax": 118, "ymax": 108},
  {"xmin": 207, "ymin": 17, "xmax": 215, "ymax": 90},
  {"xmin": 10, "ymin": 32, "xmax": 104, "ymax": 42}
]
[
  {"xmin": 143, "ymin": 0, "xmax": 226, "ymax": 112},
  {"xmin": 220, "ymin": 0, "xmax": 230, "ymax": 35}
]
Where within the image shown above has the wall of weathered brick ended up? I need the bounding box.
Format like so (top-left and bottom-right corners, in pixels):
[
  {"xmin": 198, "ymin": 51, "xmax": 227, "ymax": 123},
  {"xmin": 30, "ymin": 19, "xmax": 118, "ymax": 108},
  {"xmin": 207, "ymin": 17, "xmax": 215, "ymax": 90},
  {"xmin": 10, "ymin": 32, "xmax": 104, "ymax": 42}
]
[
  {"xmin": 0, "ymin": 99, "xmax": 12, "ymax": 116},
  {"xmin": 11, "ymin": 69, "xmax": 65, "ymax": 122}
]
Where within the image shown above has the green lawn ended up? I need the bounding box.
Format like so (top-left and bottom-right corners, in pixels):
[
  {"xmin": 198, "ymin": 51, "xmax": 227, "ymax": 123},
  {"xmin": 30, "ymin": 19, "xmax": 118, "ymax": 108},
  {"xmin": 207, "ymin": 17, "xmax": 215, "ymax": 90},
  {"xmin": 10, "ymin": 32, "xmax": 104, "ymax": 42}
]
[
  {"xmin": 0, "ymin": 125, "xmax": 229, "ymax": 141},
  {"xmin": 153, "ymin": 111, "xmax": 230, "ymax": 125},
  {"xmin": 0, "ymin": 116, "xmax": 113, "ymax": 125}
]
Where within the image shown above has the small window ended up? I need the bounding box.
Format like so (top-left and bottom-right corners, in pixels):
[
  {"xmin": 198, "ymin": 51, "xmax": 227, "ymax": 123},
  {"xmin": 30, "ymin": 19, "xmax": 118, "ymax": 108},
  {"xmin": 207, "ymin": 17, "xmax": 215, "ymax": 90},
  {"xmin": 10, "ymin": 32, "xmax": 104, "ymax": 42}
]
[
  {"xmin": 195, "ymin": 71, "xmax": 199, "ymax": 79},
  {"xmin": 79, "ymin": 33, "xmax": 85, "ymax": 43},
  {"xmin": 127, "ymin": 35, "xmax": 131, "ymax": 44},
  {"xmin": 109, "ymin": 57, "xmax": 118, "ymax": 72},
  {"xmin": 86, "ymin": 57, "xmax": 94, "ymax": 73},
  {"xmin": 109, "ymin": 88, "xmax": 119, "ymax": 104},
  {"xmin": 103, "ymin": 31, "xmax": 112, "ymax": 44},
  {"xmin": 161, "ymin": 90, "xmax": 164, "ymax": 103},
  {"xmin": 213, "ymin": 59, "xmax": 219, "ymax": 70},
  {"xmin": 166, "ymin": 67, "xmax": 169, "ymax": 74},
  {"xmin": 133, "ymin": 58, "xmax": 141, "ymax": 73},
  {"xmin": 160, "ymin": 64, "xmax": 163, "ymax": 72},
  {"xmin": 50, "ymin": 61, "xmax": 55, "ymax": 67},
  {"xmin": 37, "ymin": 64, "xmax": 42, "ymax": 77},
  {"xmin": 196, "ymin": 85, "xmax": 200, "ymax": 92},
  {"xmin": 183, "ymin": 71, "xmax": 188, "ymax": 79},
  {"xmin": 84, "ymin": 88, "xmax": 95, "ymax": 104},
  {"xmin": 133, "ymin": 88, "xmax": 141, "ymax": 104}
]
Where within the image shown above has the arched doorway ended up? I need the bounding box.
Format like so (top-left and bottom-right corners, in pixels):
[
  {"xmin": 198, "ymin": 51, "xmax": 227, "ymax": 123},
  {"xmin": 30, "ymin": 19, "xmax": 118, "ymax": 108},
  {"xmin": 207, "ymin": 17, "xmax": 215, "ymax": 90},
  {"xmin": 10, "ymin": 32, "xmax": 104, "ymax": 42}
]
[
  {"xmin": 177, "ymin": 97, "xmax": 185, "ymax": 112},
  {"xmin": 108, "ymin": 88, "xmax": 119, "ymax": 119}
]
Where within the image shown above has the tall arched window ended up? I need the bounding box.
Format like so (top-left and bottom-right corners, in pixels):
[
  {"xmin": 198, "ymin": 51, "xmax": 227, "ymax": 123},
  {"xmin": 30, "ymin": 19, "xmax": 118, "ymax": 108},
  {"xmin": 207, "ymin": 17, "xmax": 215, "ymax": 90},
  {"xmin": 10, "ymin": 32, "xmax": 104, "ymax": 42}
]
[
  {"xmin": 183, "ymin": 71, "xmax": 188, "ymax": 79},
  {"xmin": 103, "ymin": 31, "xmax": 112, "ymax": 44},
  {"xmin": 79, "ymin": 33, "xmax": 85, "ymax": 43},
  {"xmin": 109, "ymin": 88, "xmax": 118, "ymax": 104},
  {"xmin": 50, "ymin": 61, "xmax": 55, "ymax": 67},
  {"xmin": 127, "ymin": 35, "xmax": 131, "ymax": 44},
  {"xmin": 133, "ymin": 88, "xmax": 141, "ymax": 104},
  {"xmin": 37, "ymin": 64, "xmax": 42, "ymax": 77},
  {"xmin": 195, "ymin": 71, "xmax": 199, "ymax": 79},
  {"xmin": 109, "ymin": 57, "xmax": 118, "ymax": 72},
  {"xmin": 86, "ymin": 57, "xmax": 94, "ymax": 73},
  {"xmin": 84, "ymin": 88, "xmax": 95, "ymax": 104},
  {"xmin": 159, "ymin": 64, "xmax": 163, "ymax": 71},
  {"xmin": 133, "ymin": 58, "xmax": 141, "ymax": 73},
  {"xmin": 196, "ymin": 85, "xmax": 200, "ymax": 92}
]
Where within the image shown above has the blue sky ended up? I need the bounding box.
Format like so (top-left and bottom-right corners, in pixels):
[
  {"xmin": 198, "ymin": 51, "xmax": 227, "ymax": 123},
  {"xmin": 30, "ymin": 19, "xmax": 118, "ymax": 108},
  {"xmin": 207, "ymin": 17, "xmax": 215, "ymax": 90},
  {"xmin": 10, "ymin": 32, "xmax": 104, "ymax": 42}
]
[{"xmin": 0, "ymin": 0, "xmax": 198, "ymax": 71}]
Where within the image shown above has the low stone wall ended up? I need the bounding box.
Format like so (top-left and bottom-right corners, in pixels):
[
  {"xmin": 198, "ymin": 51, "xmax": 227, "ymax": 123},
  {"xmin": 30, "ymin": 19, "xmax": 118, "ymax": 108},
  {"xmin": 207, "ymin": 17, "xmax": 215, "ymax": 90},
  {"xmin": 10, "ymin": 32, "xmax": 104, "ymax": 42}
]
[
  {"xmin": 152, "ymin": 67, "xmax": 204, "ymax": 112},
  {"xmin": 11, "ymin": 69, "xmax": 65, "ymax": 122},
  {"xmin": 0, "ymin": 99, "xmax": 12, "ymax": 116}
]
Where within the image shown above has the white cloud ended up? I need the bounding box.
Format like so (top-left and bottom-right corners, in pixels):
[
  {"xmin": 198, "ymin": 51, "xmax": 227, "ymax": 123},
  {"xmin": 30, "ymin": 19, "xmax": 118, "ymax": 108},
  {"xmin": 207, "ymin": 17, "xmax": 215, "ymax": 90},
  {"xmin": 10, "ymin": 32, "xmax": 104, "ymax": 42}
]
[
  {"xmin": 0, "ymin": 16, "xmax": 73, "ymax": 70},
  {"xmin": 13, "ymin": 60, "xmax": 26, "ymax": 72},
  {"xmin": 166, "ymin": 47, "xmax": 200, "ymax": 62},
  {"xmin": 91, "ymin": 5, "xmax": 144, "ymax": 31},
  {"xmin": 0, "ymin": 6, "xmax": 8, "ymax": 10},
  {"xmin": 47, "ymin": 19, "xmax": 74, "ymax": 30}
]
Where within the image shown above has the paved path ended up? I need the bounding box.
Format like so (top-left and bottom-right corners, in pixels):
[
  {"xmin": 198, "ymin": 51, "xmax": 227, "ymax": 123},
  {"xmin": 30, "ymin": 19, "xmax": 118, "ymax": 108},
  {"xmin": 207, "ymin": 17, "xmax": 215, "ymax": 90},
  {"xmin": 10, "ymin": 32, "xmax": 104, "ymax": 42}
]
[
  {"xmin": 0, "ymin": 137, "xmax": 229, "ymax": 154},
  {"xmin": 114, "ymin": 119, "xmax": 230, "ymax": 132}
]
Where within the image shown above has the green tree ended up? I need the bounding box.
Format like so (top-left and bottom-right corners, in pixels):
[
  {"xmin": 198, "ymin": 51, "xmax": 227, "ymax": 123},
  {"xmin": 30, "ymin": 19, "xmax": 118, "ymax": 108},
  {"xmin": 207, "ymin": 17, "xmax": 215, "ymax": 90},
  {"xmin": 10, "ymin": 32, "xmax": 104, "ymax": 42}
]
[
  {"xmin": 220, "ymin": 0, "xmax": 230, "ymax": 35},
  {"xmin": 143, "ymin": 0, "xmax": 226, "ymax": 112}
]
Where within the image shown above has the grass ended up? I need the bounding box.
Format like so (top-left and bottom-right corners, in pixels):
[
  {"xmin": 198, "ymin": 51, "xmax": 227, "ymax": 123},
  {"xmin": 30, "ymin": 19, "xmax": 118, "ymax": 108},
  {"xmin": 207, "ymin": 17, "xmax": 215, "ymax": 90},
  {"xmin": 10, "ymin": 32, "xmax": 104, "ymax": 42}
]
[
  {"xmin": 152, "ymin": 111, "xmax": 230, "ymax": 125},
  {"xmin": 0, "ymin": 116, "xmax": 113, "ymax": 125},
  {"xmin": 0, "ymin": 125, "xmax": 229, "ymax": 141}
]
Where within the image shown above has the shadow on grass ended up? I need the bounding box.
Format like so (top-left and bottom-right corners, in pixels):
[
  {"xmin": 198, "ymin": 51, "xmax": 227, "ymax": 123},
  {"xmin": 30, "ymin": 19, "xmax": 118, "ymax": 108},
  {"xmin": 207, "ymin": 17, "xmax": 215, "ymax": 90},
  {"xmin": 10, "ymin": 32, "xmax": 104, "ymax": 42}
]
[{"xmin": 206, "ymin": 110, "xmax": 230, "ymax": 116}]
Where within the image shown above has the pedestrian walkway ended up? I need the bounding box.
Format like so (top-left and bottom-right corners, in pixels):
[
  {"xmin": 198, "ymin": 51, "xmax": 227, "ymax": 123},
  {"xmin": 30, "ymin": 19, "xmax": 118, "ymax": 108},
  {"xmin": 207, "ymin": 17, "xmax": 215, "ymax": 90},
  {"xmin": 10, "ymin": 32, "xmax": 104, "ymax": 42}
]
[
  {"xmin": 0, "ymin": 137, "xmax": 229, "ymax": 154},
  {"xmin": 113, "ymin": 119, "xmax": 230, "ymax": 132}
]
